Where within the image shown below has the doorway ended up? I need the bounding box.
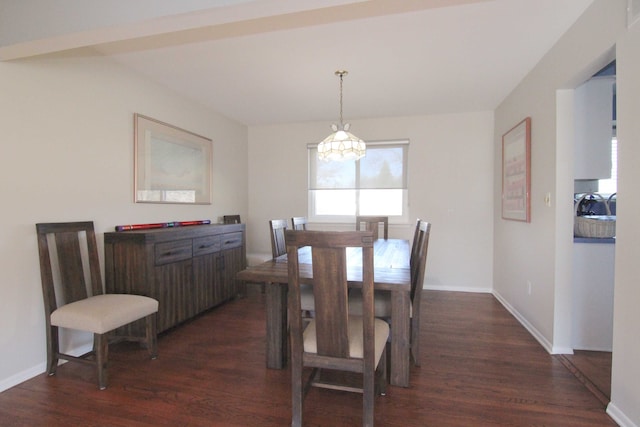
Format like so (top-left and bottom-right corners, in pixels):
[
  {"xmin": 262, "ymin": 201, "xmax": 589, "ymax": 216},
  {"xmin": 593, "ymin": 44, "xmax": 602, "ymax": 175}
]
[{"xmin": 566, "ymin": 60, "xmax": 616, "ymax": 405}]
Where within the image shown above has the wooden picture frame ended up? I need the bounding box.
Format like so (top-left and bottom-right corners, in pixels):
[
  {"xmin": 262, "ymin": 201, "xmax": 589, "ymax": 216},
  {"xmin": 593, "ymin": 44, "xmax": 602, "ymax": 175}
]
[
  {"xmin": 134, "ymin": 114, "xmax": 212, "ymax": 204},
  {"xmin": 502, "ymin": 117, "xmax": 531, "ymax": 222}
]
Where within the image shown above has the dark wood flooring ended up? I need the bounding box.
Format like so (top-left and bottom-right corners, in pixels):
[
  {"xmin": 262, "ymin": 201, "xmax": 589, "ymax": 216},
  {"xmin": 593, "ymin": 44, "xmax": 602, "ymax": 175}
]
[
  {"xmin": 0, "ymin": 288, "xmax": 617, "ymax": 426},
  {"xmin": 557, "ymin": 350, "xmax": 612, "ymax": 407}
]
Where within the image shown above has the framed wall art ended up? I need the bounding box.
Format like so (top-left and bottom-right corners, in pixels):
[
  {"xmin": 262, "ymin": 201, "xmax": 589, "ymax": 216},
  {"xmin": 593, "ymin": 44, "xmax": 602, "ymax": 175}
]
[
  {"xmin": 502, "ymin": 117, "xmax": 531, "ymax": 222},
  {"xmin": 134, "ymin": 114, "xmax": 212, "ymax": 204}
]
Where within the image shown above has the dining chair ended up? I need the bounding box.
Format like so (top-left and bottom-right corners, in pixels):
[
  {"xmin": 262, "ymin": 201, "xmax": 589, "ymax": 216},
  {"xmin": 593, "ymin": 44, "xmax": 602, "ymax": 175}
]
[
  {"xmin": 223, "ymin": 214, "xmax": 241, "ymax": 224},
  {"xmin": 349, "ymin": 220, "xmax": 431, "ymax": 367},
  {"xmin": 285, "ymin": 230, "xmax": 388, "ymax": 427},
  {"xmin": 269, "ymin": 219, "xmax": 288, "ymax": 259},
  {"xmin": 291, "ymin": 216, "xmax": 308, "ymax": 230},
  {"xmin": 36, "ymin": 221, "xmax": 158, "ymax": 390},
  {"xmin": 270, "ymin": 219, "xmax": 315, "ymax": 316},
  {"xmin": 410, "ymin": 218, "xmax": 422, "ymax": 279},
  {"xmin": 355, "ymin": 216, "xmax": 389, "ymax": 240}
]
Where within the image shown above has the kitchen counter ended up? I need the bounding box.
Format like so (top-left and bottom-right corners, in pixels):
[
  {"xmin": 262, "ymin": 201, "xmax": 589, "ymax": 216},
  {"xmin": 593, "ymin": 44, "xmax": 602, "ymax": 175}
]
[{"xmin": 573, "ymin": 236, "xmax": 615, "ymax": 244}]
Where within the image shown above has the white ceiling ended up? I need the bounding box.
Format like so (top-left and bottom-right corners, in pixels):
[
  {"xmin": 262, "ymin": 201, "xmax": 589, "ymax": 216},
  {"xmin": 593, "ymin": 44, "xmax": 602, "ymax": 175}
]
[{"xmin": 1, "ymin": 0, "xmax": 595, "ymax": 126}]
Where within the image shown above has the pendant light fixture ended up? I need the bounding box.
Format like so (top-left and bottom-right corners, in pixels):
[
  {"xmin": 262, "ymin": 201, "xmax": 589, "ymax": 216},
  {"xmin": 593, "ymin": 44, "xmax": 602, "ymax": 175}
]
[{"xmin": 317, "ymin": 70, "xmax": 366, "ymax": 161}]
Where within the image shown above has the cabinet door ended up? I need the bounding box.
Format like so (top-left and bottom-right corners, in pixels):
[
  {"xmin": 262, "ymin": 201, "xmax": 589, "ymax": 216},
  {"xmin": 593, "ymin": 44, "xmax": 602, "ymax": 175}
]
[
  {"xmin": 193, "ymin": 252, "xmax": 219, "ymax": 312},
  {"xmin": 153, "ymin": 239, "xmax": 195, "ymax": 332},
  {"xmin": 218, "ymin": 232, "xmax": 244, "ymax": 301},
  {"xmin": 218, "ymin": 246, "xmax": 244, "ymax": 301},
  {"xmin": 193, "ymin": 244, "xmax": 243, "ymax": 309},
  {"xmin": 574, "ymin": 76, "xmax": 614, "ymax": 180},
  {"xmin": 155, "ymin": 260, "xmax": 194, "ymax": 332}
]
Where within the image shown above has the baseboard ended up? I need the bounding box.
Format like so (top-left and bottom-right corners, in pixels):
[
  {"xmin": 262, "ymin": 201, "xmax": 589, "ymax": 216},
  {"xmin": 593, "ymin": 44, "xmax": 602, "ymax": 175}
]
[
  {"xmin": 606, "ymin": 401, "xmax": 638, "ymax": 427},
  {"xmin": 572, "ymin": 345, "xmax": 613, "ymax": 352},
  {"xmin": 491, "ymin": 290, "xmax": 556, "ymax": 354},
  {"xmin": 0, "ymin": 343, "xmax": 92, "ymax": 393},
  {"xmin": 423, "ymin": 284, "xmax": 493, "ymax": 293},
  {"xmin": 0, "ymin": 363, "xmax": 47, "ymax": 393}
]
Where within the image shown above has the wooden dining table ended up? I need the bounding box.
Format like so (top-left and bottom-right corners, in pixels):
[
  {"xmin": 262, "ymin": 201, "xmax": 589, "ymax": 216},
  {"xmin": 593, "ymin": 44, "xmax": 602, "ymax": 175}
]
[{"xmin": 236, "ymin": 238, "xmax": 412, "ymax": 387}]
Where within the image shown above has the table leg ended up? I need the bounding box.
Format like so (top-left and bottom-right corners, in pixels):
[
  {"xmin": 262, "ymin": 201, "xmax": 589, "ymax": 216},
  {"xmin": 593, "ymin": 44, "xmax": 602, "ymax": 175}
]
[
  {"xmin": 391, "ymin": 290, "xmax": 410, "ymax": 387},
  {"xmin": 265, "ymin": 282, "xmax": 288, "ymax": 369}
]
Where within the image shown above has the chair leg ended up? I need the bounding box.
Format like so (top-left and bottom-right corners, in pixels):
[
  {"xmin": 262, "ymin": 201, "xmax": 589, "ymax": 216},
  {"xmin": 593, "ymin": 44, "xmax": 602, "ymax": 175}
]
[
  {"xmin": 46, "ymin": 325, "xmax": 59, "ymax": 376},
  {"xmin": 377, "ymin": 347, "xmax": 388, "ymax": 396},
  {"xmin": 363, "ymin": 361, "xmax": 375, "ymax": 427},
  {"xmin": 410, "ymin": 314, "xmax": 420, "ymax": 367},
  {"xmin": 291, "ymin": 351, "xmax": 303, "ymax": 427},
  {"xmin": 95, "ymin": 333, "xmax": 109, "ymax": 390},
  {"xmin": 145, "ymin": 314, "xmax": 158, "ymax": 359},
  {"xmin": 238, "ymin": 280, "xmax": 247, "ymax": 298}
]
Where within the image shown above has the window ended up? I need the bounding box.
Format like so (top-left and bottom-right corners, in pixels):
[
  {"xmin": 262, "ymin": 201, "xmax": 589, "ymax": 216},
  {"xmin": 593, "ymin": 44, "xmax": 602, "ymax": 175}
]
[
  {"xmin": 598, "ymin": 136, "xmax": 617, "ymax": 195},
  {"xmin": 308, "ymin": 140, "xmax": 408, "ymax": 222}
]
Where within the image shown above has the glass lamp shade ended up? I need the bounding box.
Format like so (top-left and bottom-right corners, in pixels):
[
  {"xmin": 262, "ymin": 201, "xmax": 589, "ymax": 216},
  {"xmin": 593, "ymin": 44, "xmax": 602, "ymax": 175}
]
[{"xmin": 317, "ymin": 129, "xmax": 366, "ymax": 161}]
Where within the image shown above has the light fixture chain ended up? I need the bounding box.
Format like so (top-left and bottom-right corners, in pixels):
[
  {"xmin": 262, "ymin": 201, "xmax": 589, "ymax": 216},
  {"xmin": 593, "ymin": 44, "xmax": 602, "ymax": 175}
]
[
  {"xmin": 339, "ymin": 72, "xmax": 344, "ymax": 127},
  {"xmin": 317, "ymin": 69, "xmax": 365, "ymax": 162}
]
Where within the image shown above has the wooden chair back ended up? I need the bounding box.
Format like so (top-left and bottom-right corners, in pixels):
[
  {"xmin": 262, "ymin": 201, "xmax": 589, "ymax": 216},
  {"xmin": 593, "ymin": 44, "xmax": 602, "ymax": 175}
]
[
  {"xmin": 286, "ymin": 230, "xmax": 382, "ymax": 426},
  {"xmin": 291, "ymin": 216, "xmax": 308, "ymax": 230},
  {"xmin": 410, "ymin": 219, "xmax": 422, "ymax": 282},
  {"xmin": 287, "ymin": 230, "xmax": 374, "ymax": 358},
  {"xmin": 411, "ymin": 221, "xmax": 431, "ymax": 304},
  {"xmin": 269, "ymin": 219, "xmax": 288, "ymax": 258},
  {"xmin": 408, "ymin": 220, "xmax": 431, "ymax": 367},
  {"xmin": 36, "ymin": 221, "xmax": 104, "ymax": 317},
  {"xmin": 223, "ymin": 215, "xmax": 241, "ymax": 224},
  {"xmin": 356, "ymin": 215, "xmax": 389, "ymax": 240}
]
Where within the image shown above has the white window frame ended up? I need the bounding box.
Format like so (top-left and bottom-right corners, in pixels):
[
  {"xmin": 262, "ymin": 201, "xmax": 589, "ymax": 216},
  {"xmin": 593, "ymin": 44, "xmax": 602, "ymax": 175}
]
[
  {"xmin": 307, "ymin": 139, "xmax": 409, "ymax": 224},
  {"xmin": 598, "ymin": 135, "xmax": 617, "ymax": 196}
]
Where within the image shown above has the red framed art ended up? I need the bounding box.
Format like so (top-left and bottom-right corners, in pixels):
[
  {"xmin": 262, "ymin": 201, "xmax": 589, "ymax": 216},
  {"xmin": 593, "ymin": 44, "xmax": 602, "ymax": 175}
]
[{"xmin": 502, "ymin": 117, "xmax": 531, "ymax": 222}]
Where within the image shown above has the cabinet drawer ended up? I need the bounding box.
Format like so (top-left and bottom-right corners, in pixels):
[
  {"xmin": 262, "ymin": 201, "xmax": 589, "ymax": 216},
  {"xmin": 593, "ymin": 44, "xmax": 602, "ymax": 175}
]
[
  {"xmin": 221, "ymin": 232, "xmax": 243, "ymax": 249},
  {"xmin": 155, "ymin": 239, "xmax": 193, "ymax": 265},
  {"xmin": 193, "ymin": 235, "xmax": 221, "ymax": 256}
]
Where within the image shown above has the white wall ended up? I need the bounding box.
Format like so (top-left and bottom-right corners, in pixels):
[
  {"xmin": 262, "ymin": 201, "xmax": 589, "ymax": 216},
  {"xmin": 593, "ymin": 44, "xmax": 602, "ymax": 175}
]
[
  {"xmin": 494, "ymin": 0, "xmax": 640, "ymax": 425},
  {"xmin": 572, "ymin": 243, "xmax": 615, "ymax": 351},
  {"xmin": 0, "ymin": 50, "xmax": 248, "ymax": 391},
  {"xmin": 611, "ymin": 12, "xmax": 640, "ymax": 425},
  {"xmin": 247, "ymin": 111, "xmax": 495, "ymax": 293}
]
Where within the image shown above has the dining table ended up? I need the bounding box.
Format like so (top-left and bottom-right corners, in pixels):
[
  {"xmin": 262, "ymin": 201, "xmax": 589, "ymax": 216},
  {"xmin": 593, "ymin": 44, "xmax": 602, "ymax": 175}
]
[{"xmin": 236, "ymin": 238, "xmax": 412, "ymax": 387}]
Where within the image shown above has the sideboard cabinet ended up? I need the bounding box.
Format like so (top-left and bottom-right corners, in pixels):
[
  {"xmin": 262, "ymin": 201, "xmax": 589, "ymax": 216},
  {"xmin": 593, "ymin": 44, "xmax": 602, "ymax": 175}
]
[{"xmin": 104, "ymin": 223, "xmax": 245, "ymax": 333}]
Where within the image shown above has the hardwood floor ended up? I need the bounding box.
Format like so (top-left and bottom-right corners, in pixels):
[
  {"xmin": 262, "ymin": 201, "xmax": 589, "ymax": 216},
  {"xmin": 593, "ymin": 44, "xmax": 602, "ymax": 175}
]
[
  {"xmin": 557, "ymin": 350, "xmax": 612, "ymax": 407},
  {"xmin": 0, "ymin": 289, "xmax": 617, "ymax": 426}
]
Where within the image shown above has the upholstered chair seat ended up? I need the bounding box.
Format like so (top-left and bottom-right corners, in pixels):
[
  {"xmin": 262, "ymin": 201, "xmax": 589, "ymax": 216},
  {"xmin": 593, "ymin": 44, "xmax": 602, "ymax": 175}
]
[{"xmin": 51, "ymin": 294, "xmax": 158, "ymax": 334}]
